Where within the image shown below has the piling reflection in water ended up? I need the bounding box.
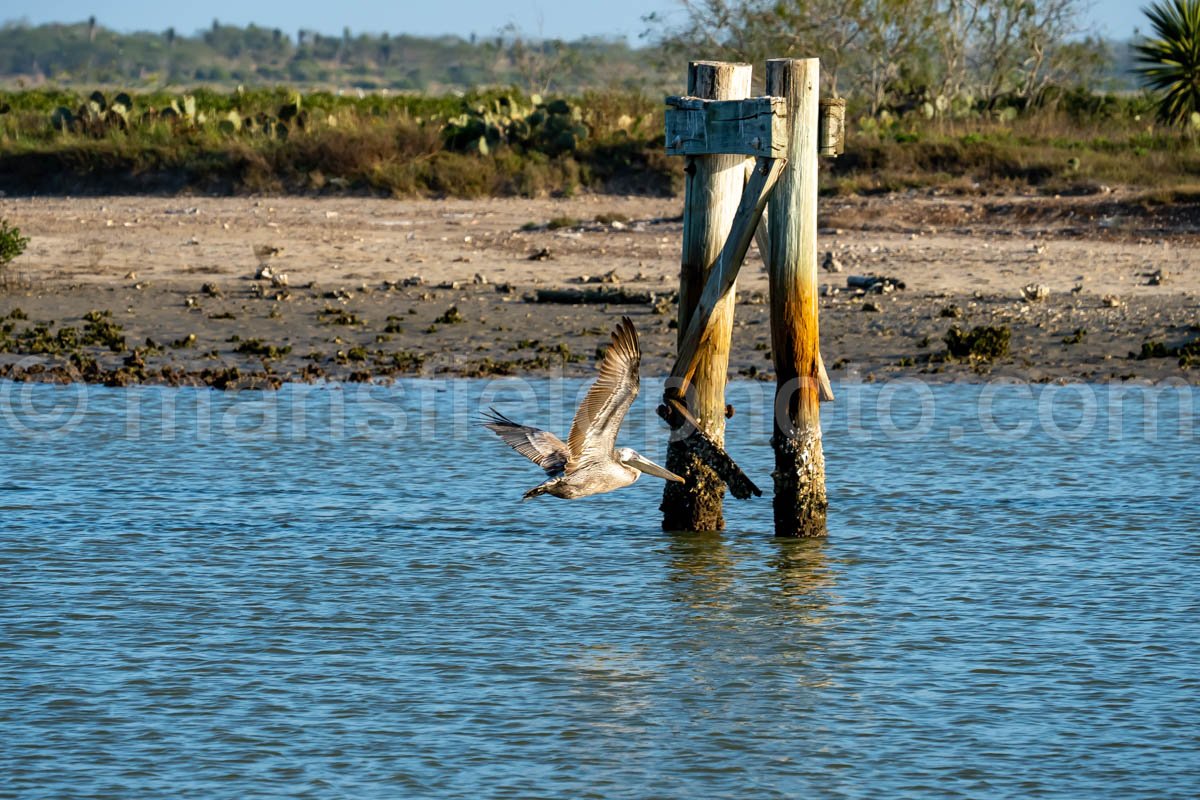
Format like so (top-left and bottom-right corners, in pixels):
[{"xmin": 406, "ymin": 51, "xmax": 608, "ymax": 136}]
[
  {"xmin": 770, "ymin": 538, "xmax": 837, "ymax": 619},
  {"xmin": 665, "ymin": 533, "xmax": 838, "ymax": 627},
  {"xmin": 666, "ymin": 531, "xmax": 737, "ymax": 612}
]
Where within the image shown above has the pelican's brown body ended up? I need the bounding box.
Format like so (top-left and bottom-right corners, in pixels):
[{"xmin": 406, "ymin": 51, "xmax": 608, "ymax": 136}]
[
  {"xmin": 521, "ymin": 452, "xmax": 641, "ymax": 499},
  {"xmin": 483, "ymin": 317, "xmax": 684, "ymax": 500}
]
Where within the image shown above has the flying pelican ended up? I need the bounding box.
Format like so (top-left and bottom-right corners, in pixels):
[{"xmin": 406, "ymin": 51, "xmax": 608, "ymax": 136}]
[{"xmin": 483, "ymin": 316, "xmax": 684, "ymax": 499}]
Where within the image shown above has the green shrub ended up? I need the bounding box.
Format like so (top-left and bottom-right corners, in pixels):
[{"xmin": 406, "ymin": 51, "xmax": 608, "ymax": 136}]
[{"xmin": 0, "ymin": 219, "xmax": 29, "ymax": 267}]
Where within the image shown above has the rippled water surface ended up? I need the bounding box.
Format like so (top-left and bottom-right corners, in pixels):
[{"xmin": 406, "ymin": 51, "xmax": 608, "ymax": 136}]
[{"xmin": 1, "ymin": 380, "xmax": 1198, "ymax": 798}]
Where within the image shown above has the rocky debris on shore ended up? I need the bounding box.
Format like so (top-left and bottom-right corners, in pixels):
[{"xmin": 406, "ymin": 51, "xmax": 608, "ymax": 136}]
[
  {"xmin": 944, "ymin": 325, "xmax": 1011, "ymax": 361},
  {"xmin": 2, "ymin": 281, "xmax": 1198, "ymax": 390},
  {"xmin": 578, "ymin": 269, "xmax": 622, "ymax": 285},
  {"xmin": 1135, "ymin": 330, "xmax": 1200, "ymax": 367},
  {"xmin": 1022, "ymin": 283, "xmax": 1050, "ymax": 302},
  {"xmin": 822, "ymin": 251, "xmax": 844, "ymax": 273},
  {"xmin": 848, "ymin": 275, "xmax": 905, "ymax": 293},
  {"xmin": 0, "ymin": 299, "xmax": 432, "ymax": 390}
]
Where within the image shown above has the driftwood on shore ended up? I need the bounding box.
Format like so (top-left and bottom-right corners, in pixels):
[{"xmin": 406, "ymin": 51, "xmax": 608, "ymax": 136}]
[
  {"xmin": 528, "ymin": 287, "xmax": 664, "ymax": 305},
  {"xmin": 847, "ymin": 274, "xmax": 906, "ymax": 293}
]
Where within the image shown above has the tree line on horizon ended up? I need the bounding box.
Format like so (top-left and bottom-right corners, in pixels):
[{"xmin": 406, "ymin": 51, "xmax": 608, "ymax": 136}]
[
  {"xmin": 0, "ymin": 18, "xmax": 670, "ymax": 94},
  {"xmin": 0, "ymin": 12, "xmax": 1140, "ymax": 101}
]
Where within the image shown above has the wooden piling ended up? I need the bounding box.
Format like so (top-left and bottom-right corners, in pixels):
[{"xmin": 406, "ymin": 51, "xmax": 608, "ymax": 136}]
[
  {"xmin": 661, "ymin": 60, "xmax": 751, "ymax": 532},
  {"xmin": 668, "ymin": 156, "xmax": 784, "ymax": 398},
  {"xmin": 765, "ymin": 58, "xmax": 827, "ymax": 537}
]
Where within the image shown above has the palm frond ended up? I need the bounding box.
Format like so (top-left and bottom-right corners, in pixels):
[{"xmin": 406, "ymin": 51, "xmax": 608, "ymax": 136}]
[{"xmin": 1134, "ymin": 0, "xmax": 1200, "ymax": 125}]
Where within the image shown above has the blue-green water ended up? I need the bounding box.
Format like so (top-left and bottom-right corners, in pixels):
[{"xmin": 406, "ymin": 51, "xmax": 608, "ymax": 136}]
[{"xmin": 1, "ymin": 380, "xmax": 1198, "ymax": 798}]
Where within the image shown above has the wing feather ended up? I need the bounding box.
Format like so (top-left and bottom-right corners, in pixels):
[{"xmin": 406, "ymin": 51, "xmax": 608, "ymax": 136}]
[
  {"xmin": 482, "ymin": 408, "xmax": 569, "ymax": 476},
  {"xmin": 566, "ymin": 316, "xmax": 641, "ymax": 465}
]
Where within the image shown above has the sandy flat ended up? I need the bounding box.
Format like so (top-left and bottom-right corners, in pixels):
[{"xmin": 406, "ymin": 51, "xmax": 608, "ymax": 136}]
[{"xmin": 1, "ymin": 191, "xmax": 1197, "ymax": 388}]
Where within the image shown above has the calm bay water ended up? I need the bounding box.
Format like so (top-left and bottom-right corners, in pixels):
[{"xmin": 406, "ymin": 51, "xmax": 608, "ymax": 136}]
[{"xmin": 1, "ymin": 379, "xmax": 1197, "ymax": 798}]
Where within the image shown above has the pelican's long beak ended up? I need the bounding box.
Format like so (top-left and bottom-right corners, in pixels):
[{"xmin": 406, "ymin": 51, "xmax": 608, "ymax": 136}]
[{"xmin": 626, "ymin": 454, "xmax": 685, "ymax": 483}]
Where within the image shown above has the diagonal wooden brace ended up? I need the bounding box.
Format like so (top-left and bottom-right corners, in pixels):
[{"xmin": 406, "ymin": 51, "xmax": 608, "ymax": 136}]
[
  {"xmin": 657, "ymin": 396, "xmax": 762, "ymax": 499},
  {"xmin": 657, "ymin": 158, "xmax": 782, "ymax": 502},
  {"xmin": 668, "ymin": 155, "xmax": 786, "ymax": 399}
]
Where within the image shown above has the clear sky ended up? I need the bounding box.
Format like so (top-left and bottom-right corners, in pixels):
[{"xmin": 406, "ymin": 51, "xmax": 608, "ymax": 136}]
[{"xmin": 0, "ymin": 0, "xmax": 1153, "ymax": 42}]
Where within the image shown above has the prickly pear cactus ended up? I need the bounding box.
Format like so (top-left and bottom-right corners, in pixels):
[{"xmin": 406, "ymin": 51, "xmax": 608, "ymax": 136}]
[
  {"xmin": 442, "ymin": 94, "xmax": 589, "ymax": 156},
  {"xmin": 39, "ymin": 87, "xmax": 317, "ymax": 140},
  {"xmin": 48, "ymin": 90, "xmax": 131, "ymax": 136}
]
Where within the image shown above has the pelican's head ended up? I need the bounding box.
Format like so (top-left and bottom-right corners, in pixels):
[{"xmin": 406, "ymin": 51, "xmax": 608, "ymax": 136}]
[{"xmin": 618, "ymin": 447, "xmax": 685, "ymax": 483}]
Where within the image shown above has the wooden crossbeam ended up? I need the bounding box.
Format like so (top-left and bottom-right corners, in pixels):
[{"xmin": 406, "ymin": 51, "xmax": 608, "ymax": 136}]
[
  {"xmin": 668, "ymin": 155, "xmax": 785, "ymax": 398},
  {"xmin": 665, "ymin": 96, "xmax": 788, "ymax": 157}
]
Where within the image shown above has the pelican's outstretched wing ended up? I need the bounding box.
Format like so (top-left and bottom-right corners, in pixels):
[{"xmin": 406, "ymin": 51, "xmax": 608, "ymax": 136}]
[
  {"xmin": 482, "ymin": 408, "xmax": 569, "ymax": 476},
  {"xmin": 566, "ymin": 316, "xmax": 641, "ymax": 466}
]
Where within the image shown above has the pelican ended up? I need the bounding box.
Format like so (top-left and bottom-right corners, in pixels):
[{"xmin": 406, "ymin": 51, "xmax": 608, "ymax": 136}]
[{"xmin": 483, "ymin": 316, "xmax": 684, "ymax": 499}]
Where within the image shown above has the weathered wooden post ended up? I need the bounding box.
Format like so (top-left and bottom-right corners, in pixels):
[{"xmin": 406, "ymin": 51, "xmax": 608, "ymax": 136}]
[
  {"xmin": 661, "ymin": 61, "xmax": 752, "ymax": 532},
  {"xmin": 766, "ymin": 58, "xmax": 827, "ymax": 537}
]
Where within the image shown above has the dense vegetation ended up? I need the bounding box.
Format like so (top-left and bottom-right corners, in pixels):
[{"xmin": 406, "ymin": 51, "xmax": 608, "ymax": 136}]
[
  {"xmin": 1, "ymin": 84, "xmax": 1197, "ymax": 198},
  {"xmin": 0, "ymin": 87, "xmax": 673, "ymax": 196}
]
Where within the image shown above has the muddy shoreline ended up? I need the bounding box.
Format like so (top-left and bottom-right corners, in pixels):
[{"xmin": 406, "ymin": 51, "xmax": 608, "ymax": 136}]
[{"xmin": 1, "ymin": 192, "xmax": 1197, "ymax": 389}]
